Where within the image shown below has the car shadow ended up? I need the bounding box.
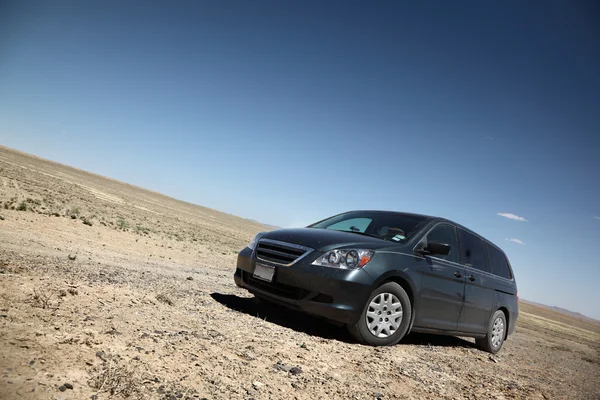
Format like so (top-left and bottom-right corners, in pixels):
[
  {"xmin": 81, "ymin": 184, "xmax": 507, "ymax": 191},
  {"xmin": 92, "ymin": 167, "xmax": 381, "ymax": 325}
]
[
  {"xmin": 210, "ymin": 292, "xmax": 354, "ymax": 343},
  {"xmin": 402, "ymin": 332, "xmax": 476, "ymax": 348},
  {"xmin": 211, "ymin": 293, "xmax": 477, "ymax": 349}
]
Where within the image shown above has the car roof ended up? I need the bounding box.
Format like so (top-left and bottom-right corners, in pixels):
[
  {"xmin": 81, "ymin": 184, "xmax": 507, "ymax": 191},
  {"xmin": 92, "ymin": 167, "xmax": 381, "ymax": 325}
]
[{"xmin": 350, "ymin": 210, "xmax": 505, "ymax": 254}]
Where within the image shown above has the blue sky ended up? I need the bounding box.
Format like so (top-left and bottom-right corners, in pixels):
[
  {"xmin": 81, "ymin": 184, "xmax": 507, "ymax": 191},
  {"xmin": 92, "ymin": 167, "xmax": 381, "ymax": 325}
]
[{"xmin": 1, "ymin": 1, "xmax": 599, "ymax": 318}]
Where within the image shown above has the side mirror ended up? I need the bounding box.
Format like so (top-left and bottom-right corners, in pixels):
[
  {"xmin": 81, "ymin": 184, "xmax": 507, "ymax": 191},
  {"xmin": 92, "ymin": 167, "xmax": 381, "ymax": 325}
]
[{"xmin": 418, "ymin": 241, "xmax": 451, "ymax": 256}]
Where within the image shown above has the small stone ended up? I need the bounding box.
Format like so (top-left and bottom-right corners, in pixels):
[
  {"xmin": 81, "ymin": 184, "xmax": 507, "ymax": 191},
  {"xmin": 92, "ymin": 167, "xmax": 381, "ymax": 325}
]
[
  {"xmin": 58, "ymin": 385, "xmax": 66, "ymax": 392},
  {"xmin": 68, "ymin": 254, "xmax": 76, "ymax": 261},
  {"xmin": 289, "ymin": 366, "xmax": 303, "ymax": 375},
  {"xmin": 186, "ymin": 276, "xmax": 193, "ymax": 281},
  {"xmin": 375, "ymin": 392, "xmax": 384, "ymax": 399},
  {"xmin": 85, "ymin": 361, "xmax": 93, "ymax": 366},
  {"xmin": 95, "ymin": 351, "xmax": 106, "ymax": 360},
  {"xmin": 252, "ymin": 381, "xmax": 264, "ymax": 390},
  {"xmin": 64, "ymin": 383, "xmax": 73, "ymax": 389}
]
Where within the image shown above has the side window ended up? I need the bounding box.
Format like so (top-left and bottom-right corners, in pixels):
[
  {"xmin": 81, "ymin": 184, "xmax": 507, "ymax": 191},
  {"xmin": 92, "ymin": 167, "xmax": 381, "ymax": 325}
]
[
  {"xmin": 485, "ymin": 243, "xmax": 513, "ymax": 279},
  {"xmin": 425, "ymin": 224, "xmax": 459, "ymax": 263},
  {"xmin": 326, "ymin": 218, "xmax": 371, "ymax": 233},
  {"xmin": 457, "ymin": 229, "xmax": 488, "ymax": 271}
]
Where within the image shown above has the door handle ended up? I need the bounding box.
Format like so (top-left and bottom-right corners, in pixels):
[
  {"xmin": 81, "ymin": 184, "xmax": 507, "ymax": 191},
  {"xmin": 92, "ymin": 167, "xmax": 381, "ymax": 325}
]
[
  {"xmin": 453, "ymin": 271, "xmax": 462, "ymax": 278},
  {"xmin": 468, "ymin": 275, "xmax": 476, "ymax": 282}
]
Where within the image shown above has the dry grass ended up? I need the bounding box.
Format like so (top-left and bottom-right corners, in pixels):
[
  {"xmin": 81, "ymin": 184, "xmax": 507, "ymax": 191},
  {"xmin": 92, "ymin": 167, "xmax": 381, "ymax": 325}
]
[
  {"xmin": 29, "ymin": 286, "xmax": 60, "ymax": 310},
  {"xmin": 88, "ymin": 358, "xmax": 142, "ymax": 398},
  {"xmin": 155, "ymin": 293, "xmax": 174, "ymax": 306}
]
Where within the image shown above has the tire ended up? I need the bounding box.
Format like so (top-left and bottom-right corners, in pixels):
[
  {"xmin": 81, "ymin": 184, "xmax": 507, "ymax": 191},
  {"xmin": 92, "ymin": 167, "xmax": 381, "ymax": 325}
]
[
  {"xmin": 347, "ymin": 282, "xmax": 412, "ymax": 346},
  {"xmin": 476, "ymin": 310, "xmax": 507, "ymax": 353}
]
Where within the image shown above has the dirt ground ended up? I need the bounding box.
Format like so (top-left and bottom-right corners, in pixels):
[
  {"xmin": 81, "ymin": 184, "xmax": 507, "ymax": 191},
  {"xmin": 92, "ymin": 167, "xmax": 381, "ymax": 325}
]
[{"xmin": 1, "ymin": 145, "xmax": 599, "ymax": 400}]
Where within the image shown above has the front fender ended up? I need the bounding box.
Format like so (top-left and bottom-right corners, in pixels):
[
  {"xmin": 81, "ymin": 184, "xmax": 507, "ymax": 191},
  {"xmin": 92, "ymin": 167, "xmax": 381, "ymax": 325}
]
[{"xmin": 362, "ymin": 251, "xmax": 423, "ymax": 310}]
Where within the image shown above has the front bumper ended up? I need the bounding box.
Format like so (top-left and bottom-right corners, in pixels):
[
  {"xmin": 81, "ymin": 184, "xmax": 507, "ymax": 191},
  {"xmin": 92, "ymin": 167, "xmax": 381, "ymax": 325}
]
[{"xmin": 234, "ymin": 247, "xmax": 375, "ymax": 325}]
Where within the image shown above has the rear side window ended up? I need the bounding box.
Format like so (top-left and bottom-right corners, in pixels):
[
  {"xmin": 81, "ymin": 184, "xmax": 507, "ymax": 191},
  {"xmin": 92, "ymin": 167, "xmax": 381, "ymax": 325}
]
[
  {"xmin": 457, "ymin": 229, "xmax": 488, "ymax": 271},
  {"xmin": 485, "ymin": 243, "xmax": 513, "ymax": 279}
]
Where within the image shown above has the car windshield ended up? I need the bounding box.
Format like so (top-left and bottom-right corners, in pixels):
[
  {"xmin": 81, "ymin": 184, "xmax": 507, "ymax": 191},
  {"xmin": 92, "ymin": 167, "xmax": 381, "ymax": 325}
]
[{"xmin": 307, "ymin": 211, "xmax": 427, "ymax": 242}]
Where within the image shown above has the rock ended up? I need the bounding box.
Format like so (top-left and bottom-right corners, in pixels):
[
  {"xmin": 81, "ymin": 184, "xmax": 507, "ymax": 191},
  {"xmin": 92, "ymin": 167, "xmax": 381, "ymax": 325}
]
[
  {"xmin": 58, "ymin": 385, "xmax": 66, "ymax": 392},
  {"xmin": 274, "ymin": 361, "xmax": 291, "ymax": 372},
  {"xmin": 64, "ymin": 383, "xmax": 73, "ymax": 389},
  {"xmin": 95, "ymin": 351, "xmax": 106, "ymax": 361},
  {"xmin": 68, "ymin": 254, "xmax": 76, "ymax": 261},
  {"xmin": 252, "ymin": 381, "xmax": 264, "ymax": 390},
  {"xmin": 85, "ymin": 361, "xmax": 93, "ymax": 366},
  {"xmin": 289, "ymin": 366, "xmax": 303, "ymax": 375},
  {"xmin": 186, "ymin": 276, "xmax": 194, "ymax": 281},
  {"xmin": 375, "ymin": 392, "xmax": 384, "ymax": 399},
  {"xmin": 489, "ymin": 356, "xmax": 499, "ymax": 363}
]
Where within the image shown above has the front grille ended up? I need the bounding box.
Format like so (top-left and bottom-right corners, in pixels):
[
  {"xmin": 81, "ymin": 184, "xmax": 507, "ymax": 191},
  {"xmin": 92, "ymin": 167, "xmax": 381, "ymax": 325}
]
[
  {"xmin": 255, "ymin": 239, "xmax": 312, "ymax": 266},
  {"xmin": 242, "ymin": 271, "xmax": 310, "ymax": 300}
]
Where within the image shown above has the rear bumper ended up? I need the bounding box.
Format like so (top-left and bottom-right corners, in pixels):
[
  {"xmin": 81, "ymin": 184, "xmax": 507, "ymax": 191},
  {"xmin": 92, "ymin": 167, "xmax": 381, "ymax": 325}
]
[{"xmin": 234, "ymin": 247, "xmax": 374, "ymax": 325}]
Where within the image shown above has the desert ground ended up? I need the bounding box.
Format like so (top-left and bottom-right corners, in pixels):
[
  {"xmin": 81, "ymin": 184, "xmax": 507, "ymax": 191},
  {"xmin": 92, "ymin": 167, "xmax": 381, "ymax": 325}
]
[{"xmin": 0, "ymin": 145, "xmax": 599, "ymax": 400}]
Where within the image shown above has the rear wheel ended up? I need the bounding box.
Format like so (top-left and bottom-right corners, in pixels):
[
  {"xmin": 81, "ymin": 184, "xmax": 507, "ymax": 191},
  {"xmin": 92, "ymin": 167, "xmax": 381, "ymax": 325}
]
[
  {"xmin": 347, "ymin": 282, "xmax": 412, "ymax": 346},
  {"xmin": 476, "ymin": 310, "xmax": 506, "ymax": 353}
]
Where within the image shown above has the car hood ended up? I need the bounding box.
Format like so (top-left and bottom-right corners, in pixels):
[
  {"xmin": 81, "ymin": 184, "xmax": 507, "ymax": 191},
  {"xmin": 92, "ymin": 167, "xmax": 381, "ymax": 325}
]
[{"xmin": 259, "ymin": 228, "xmax": 401, "ymax": 252}]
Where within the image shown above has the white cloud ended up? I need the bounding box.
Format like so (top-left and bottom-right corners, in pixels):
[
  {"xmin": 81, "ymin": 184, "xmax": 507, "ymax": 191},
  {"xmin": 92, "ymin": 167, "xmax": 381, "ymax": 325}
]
[
  {"xmin": 505, "ymin": 238, "xmax": 526, "ymax": 245},
  {"xmin": 595, "ymin": 216, "xmax": 600, "ymax": 220},
  {"xmin": 498, "ymin": 212, "xmax": 528, "ymax": 222}
]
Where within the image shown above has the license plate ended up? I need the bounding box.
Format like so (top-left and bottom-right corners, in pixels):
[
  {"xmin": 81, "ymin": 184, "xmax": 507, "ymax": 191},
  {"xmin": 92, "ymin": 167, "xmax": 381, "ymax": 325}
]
[{"xmin": 253, "ymin": 263, "xmax": 275, "ymax": 282}]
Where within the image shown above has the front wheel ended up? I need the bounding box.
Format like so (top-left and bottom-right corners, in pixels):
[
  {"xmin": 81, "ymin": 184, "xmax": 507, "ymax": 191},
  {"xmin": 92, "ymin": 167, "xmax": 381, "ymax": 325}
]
[
  {"xmin": 476, "ymin": 310, "xmax": 507, "ymax": 353},
  {"xmin": 347, "ymin": 282, "xmax": 412, "ymax": 346}
]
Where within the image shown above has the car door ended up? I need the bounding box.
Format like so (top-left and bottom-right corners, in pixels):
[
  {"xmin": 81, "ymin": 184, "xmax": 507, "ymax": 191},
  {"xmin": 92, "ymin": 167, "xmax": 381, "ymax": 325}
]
[
  {"xmin": 414, "ymin": 223, "xmax": 466, "ymax": 331},
  {"xmin": 456, "ymin": 230, "xmax": 495, "ymax": 334}
]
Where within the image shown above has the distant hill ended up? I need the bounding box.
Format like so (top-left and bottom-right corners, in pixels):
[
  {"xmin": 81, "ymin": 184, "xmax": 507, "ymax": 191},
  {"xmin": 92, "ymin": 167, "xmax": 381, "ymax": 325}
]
[
  {"xmin": 521, "ymin": 299, "xmax": 599, "ymax": 323},
  {"xmin": 245, "ymin": 219, "xmax": 281, "ymax": 230}
]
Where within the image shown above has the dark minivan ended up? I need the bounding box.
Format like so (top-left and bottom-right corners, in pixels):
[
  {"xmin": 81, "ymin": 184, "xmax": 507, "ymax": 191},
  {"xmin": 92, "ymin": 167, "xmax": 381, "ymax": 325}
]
[{"xmin": 234, "ymin": 211, "xmax": 518, "ymax": 353}]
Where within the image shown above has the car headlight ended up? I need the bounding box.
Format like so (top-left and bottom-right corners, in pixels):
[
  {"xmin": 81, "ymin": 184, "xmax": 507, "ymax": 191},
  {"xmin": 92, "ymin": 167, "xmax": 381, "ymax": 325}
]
[
  {"xmin": 247, "ymin": 232, "xmax": 264, "ymax": 250},
  {"xmin": 312, "ymin": 249, "xmax": 374, "ymax": 269}
]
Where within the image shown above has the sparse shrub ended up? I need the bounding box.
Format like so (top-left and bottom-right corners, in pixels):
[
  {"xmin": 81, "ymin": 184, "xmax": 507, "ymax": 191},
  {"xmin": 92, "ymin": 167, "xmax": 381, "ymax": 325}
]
[
  {"xmin": 0, "ymin": 215, "xmax": 4, "ymax": 221},
  {"xmin": 88, "ymin": 357, "xmax": 141, "ymax": 398},
  {"xmin": 156, "ymin": 293, "xmax": 174, "ymax": 306},
  {"xmin": 582, "ymin": 356, "xmax": 599, "ymax": 365},
  {"xmin": 118, "ymin": 218, "xmax": 129, "ymax": 230},
  {"xmin": 550, "ymin": 344, "xmax": 573, "ymax": 352},
  {"xmin": 16, "ymin": 201, "xmax": 27, "ymax": 211},
  {"xmin": 135, "ymin": 225, "xmax": 150, "ymax": 235},
  {"xmin": 29, "ymin": 286, "xmax": 59, "ymax": 310},
  {"xmin": 26, "ymin": 198, "xmax": 41, "ymax": 206},
  {"xmin": 83, "ymin": 219, "xmax": 93, "ymax": 226}
]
